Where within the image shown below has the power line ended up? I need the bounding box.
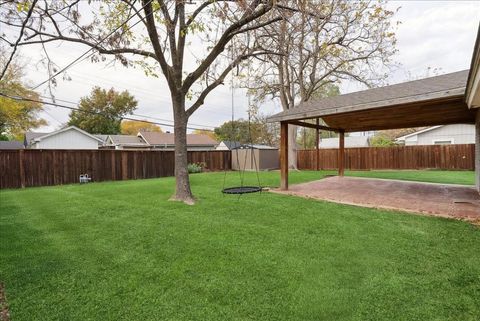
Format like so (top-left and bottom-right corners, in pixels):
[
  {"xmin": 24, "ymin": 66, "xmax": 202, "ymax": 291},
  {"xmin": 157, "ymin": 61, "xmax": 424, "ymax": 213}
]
[
  {"xmin": 37, "ymin": 94, "xmax": 217, "ymax": 129},
  {"xmin": 31, "ymin": 0, "xmax": 155, "ymax": 90},
  {"xmin": 0, "ymin": 0, "xmax": 38, "ymax": 80},
  {"xmin": 4, "ymin": 3, "xmax": 240, "ymax": 120},
  {"xmin": 0, "ymin": 92, "xmax": 215, "ymax": 132},
  {"xmin": 6, "ymin": 1, "xmax": 239, "ymax": 130}
]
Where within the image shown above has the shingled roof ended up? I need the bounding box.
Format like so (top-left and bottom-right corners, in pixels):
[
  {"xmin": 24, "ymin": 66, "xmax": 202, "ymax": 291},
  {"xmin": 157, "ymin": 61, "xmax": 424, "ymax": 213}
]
[
  {"xmin": 24, "ymin": 131, "xmax": 49, "ymax": 145},
  {"xmin": 267, "ymin": 70, "xmax": 476, "ymax": 131},
  {"xmin": 0, "ymin": 141, "xmax": 24, "ymax": 149},
  {"xmin": 108, "ymin": 135, "xmax": 148, "ymax": 146},
  {"xmin": 139, "ymin": 132, "xmax": 217, "ymax": 146}
]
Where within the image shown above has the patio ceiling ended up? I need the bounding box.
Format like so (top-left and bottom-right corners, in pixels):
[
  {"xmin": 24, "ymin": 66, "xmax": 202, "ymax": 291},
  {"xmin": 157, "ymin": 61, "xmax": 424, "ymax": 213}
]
[{"xmin": 267, "ymin": 70, "xmax": 476, "ymax": 132}]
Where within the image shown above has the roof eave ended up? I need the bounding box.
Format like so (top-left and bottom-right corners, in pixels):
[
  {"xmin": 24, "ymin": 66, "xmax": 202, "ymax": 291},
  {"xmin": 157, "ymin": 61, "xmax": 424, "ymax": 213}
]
[
  {"xmin": 267, "ymin": 88, "xmax": 466, "ymax": 123},
  {"xmin": 466, "ymin": 22, "xmax": 480, "ymax": 108}
]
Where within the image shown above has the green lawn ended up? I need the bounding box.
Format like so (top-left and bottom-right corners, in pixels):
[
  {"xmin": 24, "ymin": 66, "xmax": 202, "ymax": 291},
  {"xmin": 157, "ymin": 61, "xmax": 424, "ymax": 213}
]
[
  {"xmin": 340, "ymin": 169, "xmax": 475, "ymax": 185},
  {"xmin": 1, "ymin": 170, "xmax": 479, "ymax": 321}
]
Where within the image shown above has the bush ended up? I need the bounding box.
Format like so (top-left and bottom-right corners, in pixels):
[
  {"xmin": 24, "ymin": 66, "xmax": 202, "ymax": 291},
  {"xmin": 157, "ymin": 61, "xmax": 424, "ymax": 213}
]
[
  {"xmin": 370, "ymin": 135, "xmax": 397, "ymax": 147},
  {"xmin": 187, "ymin": 163, "xmax": 203, "ymax": 173}
]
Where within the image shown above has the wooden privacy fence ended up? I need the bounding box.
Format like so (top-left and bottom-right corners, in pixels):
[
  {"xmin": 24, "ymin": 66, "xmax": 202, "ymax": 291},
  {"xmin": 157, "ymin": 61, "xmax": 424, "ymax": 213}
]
[
  {"xmin": 297, "ymin": 144, "xmax": 475, "ymax": 171},
  {"xmin": 0, "ymin": 149, "xmax": 231, "ymax": 189}
]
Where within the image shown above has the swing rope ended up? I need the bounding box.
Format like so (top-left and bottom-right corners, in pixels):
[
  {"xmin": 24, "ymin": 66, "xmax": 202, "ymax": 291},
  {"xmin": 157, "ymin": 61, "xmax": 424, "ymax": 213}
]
[{"xmin": 221, "ymin": 50, "xmax": 262, "ymax": 195}]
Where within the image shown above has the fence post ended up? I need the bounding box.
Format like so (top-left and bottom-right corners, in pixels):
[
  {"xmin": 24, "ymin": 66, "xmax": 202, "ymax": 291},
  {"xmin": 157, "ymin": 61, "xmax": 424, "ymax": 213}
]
[
  {"xmin": 19, "ymin": 149, "xmax": 25, "ymax": 188},
  {"xmin": 111, "ymin": 150, "xmax": 116, "ymax": 180},
  {"xmin": 315, "ymin": 118, "xmax": 320, "ymax": 171}
]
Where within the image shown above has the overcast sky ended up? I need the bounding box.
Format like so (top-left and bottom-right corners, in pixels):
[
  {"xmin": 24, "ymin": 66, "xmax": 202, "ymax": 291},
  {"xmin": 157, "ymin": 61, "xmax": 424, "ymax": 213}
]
[{"xmin": 5, "ymin": 1, "xmax": 480, "ymax": 133}]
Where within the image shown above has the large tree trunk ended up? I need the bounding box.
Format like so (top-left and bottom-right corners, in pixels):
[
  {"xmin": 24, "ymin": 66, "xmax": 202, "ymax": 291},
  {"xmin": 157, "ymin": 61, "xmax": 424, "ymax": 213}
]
[
  {"xmin": 171, "ymin": 98, "xmax": 195, "ymax": 205},
  {"xmin": 288, "ymin": 124, "xmax": 298, "ymax": 169}
]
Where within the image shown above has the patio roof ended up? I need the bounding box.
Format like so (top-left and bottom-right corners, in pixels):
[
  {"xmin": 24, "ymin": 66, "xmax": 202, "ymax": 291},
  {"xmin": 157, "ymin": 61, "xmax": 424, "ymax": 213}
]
[{"xmin": 267, "ymin": 70, "xmax": 476, "ymax": 132}]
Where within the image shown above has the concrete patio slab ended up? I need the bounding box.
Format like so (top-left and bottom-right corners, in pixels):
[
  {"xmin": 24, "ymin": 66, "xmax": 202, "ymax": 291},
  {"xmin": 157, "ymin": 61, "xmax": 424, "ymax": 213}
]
[{"xmin": 273, "ymin": 176, "xmax": 480, "ymax": 221}]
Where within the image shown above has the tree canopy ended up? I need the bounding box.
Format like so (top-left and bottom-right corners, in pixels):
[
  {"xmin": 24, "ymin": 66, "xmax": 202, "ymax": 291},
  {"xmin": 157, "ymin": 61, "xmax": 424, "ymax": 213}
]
[
  {"xmin": 68, "ymin": 87, "xmax": 137, "ymax": 134},
  {"xmin": 121, "ymin": 120, "xmax": 162, "ymax": 135},
  {"xmin": 0, "ymin": 50, "xmax": 46, "ymax": 140},
  {"xmin": 191, "ymin": 129, "xmax": 217, "ymax": 141},
  {"xmin": 243, "ymin": 0, "xmax": 397, "ymax": 167},
  {"xmin": 214, "ymin": 118, "xmax": 276, "ymax": 146}
]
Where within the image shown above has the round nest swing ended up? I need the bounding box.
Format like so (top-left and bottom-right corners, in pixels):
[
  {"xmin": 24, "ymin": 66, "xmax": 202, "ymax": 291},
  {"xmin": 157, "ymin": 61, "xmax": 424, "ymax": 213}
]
[
  {"xmin": 222, "ymin": 186, "xmax": 262, "ymax": 194},
  {"xmin": 221, "ymin": 66, "xmax": 262, "ymax": 196}
]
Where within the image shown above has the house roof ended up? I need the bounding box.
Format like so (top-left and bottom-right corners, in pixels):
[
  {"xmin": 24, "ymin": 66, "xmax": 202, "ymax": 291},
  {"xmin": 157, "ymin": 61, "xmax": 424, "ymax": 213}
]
[
  {"xmin": 319, "ymin": 136, "xmax": 370, "ymax": 149},
  {"xmin": 26, "ymin": 126, "xmax": 104, "ymax": 144},
  {"xmin": 139, "ymin": 132, "xmax": 217, "ymax": 146},
  {"xmin": 220, "ymin": 141, "xmax": 242, "ymax": 149},
  {"xmin": 0, "ymin": 141, "xmax": 24, "ymax": 149},
  {"xmin": 94, "ymin": 134, "xmax": 109, "ymax": 143},
  {"xmin": 395, "ymin": 126, "xmax": 444, "ymax": 141},
  {"xmin": 466, "ymin": 22, "xmax": 480, "ymax": 107},
  {"xmin": 107, "ymin": 135, "xmax": 148, "ymax": 146},
  {"xmin": 267, "ymin": 70, "xmax": 475, "ymax": 131},
  {"xmin": 24, "ymin": 131, "xmax": 49, "ymax": 144},
  {"xmin": 235, "ymin": 144, "xmax": 277, "ymax": 150}
]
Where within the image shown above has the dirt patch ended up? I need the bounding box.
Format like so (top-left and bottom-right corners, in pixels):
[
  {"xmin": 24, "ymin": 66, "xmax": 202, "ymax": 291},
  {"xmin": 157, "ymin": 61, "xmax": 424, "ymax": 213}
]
[{"xmin": 0, "ymin": 283, "xmax": 10, "ymax": 321}]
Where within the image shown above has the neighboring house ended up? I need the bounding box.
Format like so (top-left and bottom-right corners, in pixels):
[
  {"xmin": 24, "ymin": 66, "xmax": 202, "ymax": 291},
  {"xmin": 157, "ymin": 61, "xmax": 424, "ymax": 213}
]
[
  {"xmin": 24, "ymin": 126, "xmax": 104, "ymax": 149},
  {"xmin": 234, "ymin": 144, "xmax": 278, "ymax": 150},
  {"xmin": 395, "ymin": 124, "xmax": 475, "ymax": 145},
  {"xmin": 0, "ymin": 141, "xmax": 24, "ymax": 149},
  {"xmin": 139, "ymin": 131, "xmax": 218, "ymax": 150},
  {"xmin": 102, "ymin": 135, "xmax": 150, "ymax": 150},
  {"xmin": 319, "ymin": 136, "xmax": 370, "ymax": 149},
  {"xmin": 216, "ymin": 141, "xmax": 241, "ymax": 151},
  {"xmin": 94, "ymin": 134, "xmax": 109, "ymax": 145}
]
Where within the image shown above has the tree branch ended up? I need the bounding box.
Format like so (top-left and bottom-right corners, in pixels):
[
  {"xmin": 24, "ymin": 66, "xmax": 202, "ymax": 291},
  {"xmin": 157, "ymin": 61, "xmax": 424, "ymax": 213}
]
[
  {"xmin": 142, "ymin": 0, "xmax": 175, "ymax": 89},
  {"xmin": 182, "ymin": 0, "xmax": 275, "ymax": 92},
  {"xmin": 186, "ymin": 50, "xmax": 279, "ymax": 117},
  {"xmin": 0, "ymin": 0, "xmax": 38, "ymax": 80}
]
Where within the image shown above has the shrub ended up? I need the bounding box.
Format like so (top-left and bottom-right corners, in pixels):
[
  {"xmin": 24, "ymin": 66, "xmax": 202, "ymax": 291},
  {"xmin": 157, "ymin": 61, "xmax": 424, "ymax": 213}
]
[
  {"xmin": 187, "ymin": 163, "xmax": 203, "ymax": 173},
  {"xmin": 370, "ymin": 135, "xmax": 397, "ymax": 147}
]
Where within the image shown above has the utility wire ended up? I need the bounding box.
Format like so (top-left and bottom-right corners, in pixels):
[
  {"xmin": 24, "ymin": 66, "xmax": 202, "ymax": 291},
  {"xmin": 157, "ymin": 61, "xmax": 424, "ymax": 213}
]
[
  {"xmin": 0, "ymin": 92, "xmax": 214, "ymax": 132},
  {"xmin": 38, "ymin": 94, "xmax": 217, "ymax": 129},
  {"xmin": 31, "ymin": 0, "xmax": 155, "ymax": 90},
  {"xmin": 0, "ymin": 0, "xmax": 38, "ymax": 80},
  {"xmin": 5, "ymin": 1, "xmax": 236, "ymax": 124}
]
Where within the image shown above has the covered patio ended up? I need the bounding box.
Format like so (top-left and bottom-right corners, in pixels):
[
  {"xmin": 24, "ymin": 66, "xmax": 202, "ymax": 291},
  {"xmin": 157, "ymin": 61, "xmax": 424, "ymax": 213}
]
[{"xmin": 267, "ymin": 27, "xmax": 480, "ymax": 217}]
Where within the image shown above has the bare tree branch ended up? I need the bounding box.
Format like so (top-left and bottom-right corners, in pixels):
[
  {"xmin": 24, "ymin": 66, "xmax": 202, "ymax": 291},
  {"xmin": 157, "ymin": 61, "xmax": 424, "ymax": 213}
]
[{"xmin": 0, "ymin": 0, "xmax": 38, "ymax": 80}]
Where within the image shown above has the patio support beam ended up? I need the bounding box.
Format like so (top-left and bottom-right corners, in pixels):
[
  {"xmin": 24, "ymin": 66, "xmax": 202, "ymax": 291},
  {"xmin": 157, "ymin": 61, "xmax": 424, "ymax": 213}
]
[
  {"xmin": 280, "ymin": 121, "xmax": 289, "ymax": 190},
  {"xmin": 476, "ymin": 110, "xmax": 480, "ymax": 192},
  {"xmin": 316, "ymin": 118, "xmax": 320, "ymax": 171},
  {"xmin": 338, "ymin": 130, "xmax": 345, "ymax": 177},
  {"xmin": 287, "ymin": 120, "xmax": 340, "ymax": 132}
]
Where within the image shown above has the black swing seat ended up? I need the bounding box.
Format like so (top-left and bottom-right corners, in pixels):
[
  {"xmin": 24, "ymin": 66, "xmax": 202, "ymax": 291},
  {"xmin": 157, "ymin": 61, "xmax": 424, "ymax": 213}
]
[{"xmin": 222, "ymin": 186, "xmax": 262, "ymax": 194}]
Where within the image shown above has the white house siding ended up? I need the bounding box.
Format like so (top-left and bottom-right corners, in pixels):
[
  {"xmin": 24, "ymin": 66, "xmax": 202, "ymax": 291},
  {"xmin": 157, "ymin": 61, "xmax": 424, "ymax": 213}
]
[
  {"xmin": 319, "ymin": 136, "xmax": 370, "ymax": 149},
  {"xmin": 216, "ymin": 142, "xmax": 229, "ymax": 150},
  {"xmin": 405, "ymin": 124, "xmax": 475, "ymax": 146},
  {"xmin": 33, "ymin": 128, "xmax": 99, "ymax": 149},
  {"xmin": 403, "ymin": 135, "xmax": 418, "ymax": 145}
]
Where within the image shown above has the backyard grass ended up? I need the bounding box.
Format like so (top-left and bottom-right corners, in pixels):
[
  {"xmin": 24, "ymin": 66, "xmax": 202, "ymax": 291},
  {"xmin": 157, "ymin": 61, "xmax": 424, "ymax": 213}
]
[
  {"xmin": 0, "ymin": 170, "xmax": 479, "ymax": 320},
  {"xmin": 340, "ymin": 169, "xmax": 475, "ymax": 185}
]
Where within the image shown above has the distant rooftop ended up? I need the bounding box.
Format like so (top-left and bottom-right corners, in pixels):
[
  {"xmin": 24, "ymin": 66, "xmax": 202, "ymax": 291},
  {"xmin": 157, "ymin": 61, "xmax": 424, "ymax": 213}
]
[
  {"xmin": 0, "ymin": 141, "xmax": 24, "ymax": 149},
  {"xmin": 108, "ymin": 135, "xmax": 148, "ymax": 146},
  {"xmin": 139, "ymin": 132, "xmax": 217, "ymax": 146}
]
